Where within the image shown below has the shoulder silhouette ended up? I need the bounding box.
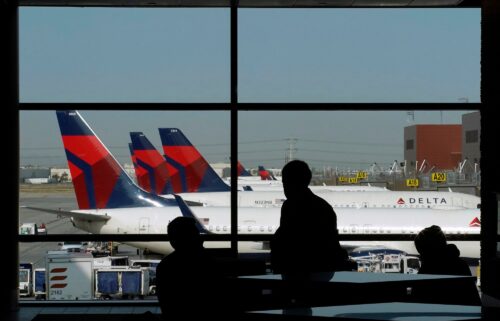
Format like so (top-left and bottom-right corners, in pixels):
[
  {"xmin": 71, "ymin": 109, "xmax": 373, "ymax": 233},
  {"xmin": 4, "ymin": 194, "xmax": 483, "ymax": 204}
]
[
  {"xmin": 156, "ymin": 217, "xmax": 223, "ymax": 321},
  {"xmin": 415, "ymin": 225, "xmax": 471, "ymax": 276},
  {"xmin": 271, "ymin": 160, "xmax": 348, "ymax": 276},
  {"xmin": 412, "ymin": 225, "xmax": 479, "ymax": 305}
]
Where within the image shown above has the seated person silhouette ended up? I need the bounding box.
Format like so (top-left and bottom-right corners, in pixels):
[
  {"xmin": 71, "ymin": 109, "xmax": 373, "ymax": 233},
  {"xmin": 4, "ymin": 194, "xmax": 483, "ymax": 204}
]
[
  {"xmin": 411, "ymin": 225, "xmax": 480, "ymax": 305},
  {"xmin": 156, "ymin": 217, "xmax": 232, "ymax": 320},
  {"xmin": 271, "ymin": 160, "xmax": 349, "ymax": 309}
]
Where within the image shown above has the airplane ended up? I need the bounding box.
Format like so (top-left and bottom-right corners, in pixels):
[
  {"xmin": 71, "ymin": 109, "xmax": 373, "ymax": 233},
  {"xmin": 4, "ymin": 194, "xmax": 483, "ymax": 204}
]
[
  {"xmin": 158, "ymin": 128, "xmax": 231, "ymax": 193},
  {"xmin": 130, "ymin": 131, "xmax": 480, "ymax": 210},
  {"xmin": 237, "ymin": 161, "xmax": 253, "ymax": 177},
  {"xmin": 258, "ymin": 165, "xmax": 277, "ymax": 181},
  {"xmin": 231, "ymin": 161, "xmax": 276, "ymax": 181},
  {"xmin": 158, "ymin": 128, "xmax": 384, "ymax": 192},
  {"xmin": 128, "ymin": 142, "xmax": 155, "ymax": 194},
  {"xmin": 237, "ymin": 182, "xmax": 386, "ymax": 192},
  {"xmin": 23, "ymin": 110, "xmax": 480, "ymax": 259}
]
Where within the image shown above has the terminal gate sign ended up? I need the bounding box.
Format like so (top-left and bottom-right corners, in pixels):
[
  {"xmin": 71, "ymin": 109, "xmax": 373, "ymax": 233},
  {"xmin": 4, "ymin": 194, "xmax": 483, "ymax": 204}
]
[
  {"xmin": 431, "ymin": 172, "xmax": 447, "ymax": 182},
  {"xmin": 349, "ymin": 177, "xmax": 358, "ymax": 184},
  {"xmin": 356, "ymin": 171, "xmax": 368, "ymax": 179},
  {"xmin": 406, "ymin": 178, "xmax": 419, "ymax": 187}
]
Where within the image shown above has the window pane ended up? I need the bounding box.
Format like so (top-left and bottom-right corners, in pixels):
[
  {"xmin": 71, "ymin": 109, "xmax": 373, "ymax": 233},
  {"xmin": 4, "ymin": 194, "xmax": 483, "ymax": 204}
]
[
  {"xmin": 19, "ymin": 111, "xmax": 230, "ymax": 298},
  {"xmin": 238, "ymin": 110, "xmax": 480, "ymax": 264},
  {"xmin": 20, "ymin": 8, "xmax": 230, "ymax": 103},
  {"xmin": 239, "ymin": 9, "xmax": 480, "ymax": 103}
]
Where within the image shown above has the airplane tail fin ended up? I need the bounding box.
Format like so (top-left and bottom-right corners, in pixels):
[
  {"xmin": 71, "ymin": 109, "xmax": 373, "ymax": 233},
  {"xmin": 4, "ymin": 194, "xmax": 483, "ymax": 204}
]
[
  {"xmin": 56, "ymin": 110, "xmax": 174, "ymax": 209},
  {"xmin": 258, "ymin": 165, "xmax": 276, "ymax": 181},
  {"xmin": 129, "ymin": 142, "xmax": 151, "ymax": 192},
  {"xmin": 237, "ymin": 161, "xmax": 252, "ymax": 177},
  {"xmin": 130, "ymin": 132, "xmax": 172, "ymax": 195},
  {"xmin": 158, "ymin": 128, "xmax": 230, "ymax": 193},
  {"xmin": 128, "ymin": 143, "xmax": 137, "ymax": 169}
]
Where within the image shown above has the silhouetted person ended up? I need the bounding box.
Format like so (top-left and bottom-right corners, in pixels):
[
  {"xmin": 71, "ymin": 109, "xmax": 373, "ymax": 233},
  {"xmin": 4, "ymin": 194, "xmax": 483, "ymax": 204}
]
[
  {"xmin": 411, "ymin": 225, "xmax": 480, "ymax": 305},
  {"xmin": 415, "ymin": 225, "xmax": 470, "ymax": 276},
  {"xmin": 156, "ymin": 217, "xmax": 230, "ymax": 321},
  {"xmin": 271, "ymin": 160, "xmax": 347, "ymax": 309}
]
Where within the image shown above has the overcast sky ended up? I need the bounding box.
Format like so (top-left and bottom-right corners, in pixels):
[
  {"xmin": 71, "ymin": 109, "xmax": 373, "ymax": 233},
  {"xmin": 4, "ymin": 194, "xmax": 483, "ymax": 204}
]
[{"xmin": 19, "ymin": 8, "xmax": 479, "ymax": 170}]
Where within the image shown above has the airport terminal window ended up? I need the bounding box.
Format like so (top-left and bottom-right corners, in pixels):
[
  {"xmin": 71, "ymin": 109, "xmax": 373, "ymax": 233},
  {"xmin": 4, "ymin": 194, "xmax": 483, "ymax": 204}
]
[
  {"xmin": 17, "ymin": 5, "xmax": 484, "ymax": 304},
  {"xmin": 238, "ymin": 9, "xmax": 480, "ymax": 103},
  {"xmin": 238, "ymin": 110, "xmax": 481, "ymax": 253},
  {"xmin": 19, "ymin": 8, "xmax": 230, "ymax": 103},
  {"xmin": 19, "ymin": 111, "xmax": 231, "ymax": 301}
]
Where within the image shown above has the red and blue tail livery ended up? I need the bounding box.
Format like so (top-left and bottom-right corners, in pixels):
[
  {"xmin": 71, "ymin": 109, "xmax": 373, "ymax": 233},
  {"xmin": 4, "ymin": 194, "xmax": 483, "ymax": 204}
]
[
  {"xmin": 237, "ymin": 161, "xmax": 252, "ymax": 177},
  {"xmin": 130, "ymin": 132, "xmax": 172, "ymax": 195},
  {"xmin": 258, "ymin": 165, "xmax": 276, "ymax": 181},
  {"xmin": 158, "ymin": 128, "xmax": 230, "ymax": 193},
  {"xmin": 129, "ymin": 141, "xmax": 155, "ymax": 194},
  {"xmin": 56, "ymin": 111, "xmax": 175, "ymax": 209}
]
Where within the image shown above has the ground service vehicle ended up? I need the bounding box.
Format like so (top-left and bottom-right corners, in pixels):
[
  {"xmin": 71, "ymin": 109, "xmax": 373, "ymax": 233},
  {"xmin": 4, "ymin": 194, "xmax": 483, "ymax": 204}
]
[
  {"xmin": 19, "ymin": 263, "xmax": 34, "ymax": 297},
  {"xmin": 34, "ymin": 268, "xmax": 46, "ymax": 299},
  {"xmin": 46, "ymin": 251, "xmax": 94, "ymax": 300}
]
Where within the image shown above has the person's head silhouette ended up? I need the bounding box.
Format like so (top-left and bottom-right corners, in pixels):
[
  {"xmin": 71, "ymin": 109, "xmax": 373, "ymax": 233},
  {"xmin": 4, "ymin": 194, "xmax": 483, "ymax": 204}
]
[
  {"xmin": 414, "ymin": 225, "xmax": 447, "ymax": 259},
  {"xmin": 282, "ymin": 160, "xmax": 312, "ymax": 199},
  {"xmin": 168, "ymin": 217, "xmax": 203, "ymax": 252}
]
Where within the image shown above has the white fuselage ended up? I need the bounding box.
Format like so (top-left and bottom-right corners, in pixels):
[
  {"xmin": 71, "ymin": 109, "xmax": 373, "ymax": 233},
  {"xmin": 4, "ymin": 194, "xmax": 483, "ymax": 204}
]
[
  {"xmin": 234, "ymin": 181, "xmax": 386, "ymax": 192},
  {"xmin": 161, "ymin": 190, "xmax": 480, "ymax": 210},
  {"xmin": 71, "ymin": 206, "xmax": 480, "ymax": 258}
]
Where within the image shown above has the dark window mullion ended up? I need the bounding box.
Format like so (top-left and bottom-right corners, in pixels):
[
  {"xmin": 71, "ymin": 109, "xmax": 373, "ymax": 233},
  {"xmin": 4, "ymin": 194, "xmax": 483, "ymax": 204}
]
[{"xmin": 230, "ymin": 0, "xmax": 238, "ymax": 255}]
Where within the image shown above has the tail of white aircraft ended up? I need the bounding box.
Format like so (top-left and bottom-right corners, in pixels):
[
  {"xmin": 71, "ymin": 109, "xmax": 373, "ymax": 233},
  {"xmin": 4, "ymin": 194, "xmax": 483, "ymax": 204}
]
[
  {"xmin": 237, "ymin": 161, "xmax": 252, "ymax": 177},
  {"xmin": 129, "ymin": 132, "xmax": 172, "ymax": 195},
  {"xmin": 258, "ymin": 165, "xmax": 277, "ymax": 181},
  {"xmin": 158, "ymin": 128, "xmax": 230, "ymax": 193},
  {"xmin": 56, "ymin": 110, "xmax": 176, "ymax": 209}
]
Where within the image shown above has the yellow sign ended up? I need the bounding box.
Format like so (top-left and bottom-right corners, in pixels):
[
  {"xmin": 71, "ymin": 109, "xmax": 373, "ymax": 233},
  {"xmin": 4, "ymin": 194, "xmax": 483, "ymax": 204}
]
[
  {"xmin": 338, "ymin": 176, "xmax": 348, "ymax": 183},
  {"xmin": 406, "ymin": 178, "xmax": 419, "ymax": 187},
  {"xmin": 349, "ymin": 177, "xmax": 358, "ymax": 184},
  {"xmin": 356, "ymin": 171, "xmax": 368, "ymax": 179},
  {"xmin": 431, "ymin": 172, "xmax": 447, "ymax": 182}
]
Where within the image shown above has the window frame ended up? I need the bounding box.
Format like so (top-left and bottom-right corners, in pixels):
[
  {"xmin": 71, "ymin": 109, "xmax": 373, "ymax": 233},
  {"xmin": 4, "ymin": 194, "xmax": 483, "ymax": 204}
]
[{"xmin": 13, "ymin": 1, "xmax": 496, "ymax": 306}]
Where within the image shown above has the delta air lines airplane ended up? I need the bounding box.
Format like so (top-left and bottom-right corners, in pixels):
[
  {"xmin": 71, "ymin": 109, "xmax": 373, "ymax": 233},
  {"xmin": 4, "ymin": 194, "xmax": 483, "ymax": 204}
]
[
  {"xmin": 129, "ymin": 130, "xmax": 480, "ymax": 210},
  {"xmin": 23, "ymin": 111, "xmax": 480, "ymax": 258}
]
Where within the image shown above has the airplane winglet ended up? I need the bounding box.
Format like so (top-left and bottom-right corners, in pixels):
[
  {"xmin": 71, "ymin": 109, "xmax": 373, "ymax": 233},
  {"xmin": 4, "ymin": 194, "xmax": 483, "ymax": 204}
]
[{"xmin": 173, "ymin": 195, "xmax": 212, "ymax": 234}]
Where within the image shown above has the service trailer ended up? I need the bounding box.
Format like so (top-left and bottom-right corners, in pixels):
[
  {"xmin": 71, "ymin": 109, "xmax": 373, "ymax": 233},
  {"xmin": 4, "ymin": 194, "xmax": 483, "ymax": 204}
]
[{"xmin": 46, "ymin": 251, "xmax": 94, "ymax": 300}]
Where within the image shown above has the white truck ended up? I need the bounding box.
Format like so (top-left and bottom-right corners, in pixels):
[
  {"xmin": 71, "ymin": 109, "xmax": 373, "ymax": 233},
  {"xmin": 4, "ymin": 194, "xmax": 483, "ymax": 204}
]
[
  {"xmin": 34, "ymin": 268, "xmax": 46, "ymax": 300},
  {"xmin": 93, "ymin": 256, "xmax": 129, "ymax": 268},
  {"xmin": 19, "ymin": 263, "xmax": 34, "ymax": 297},
  {"xmin": 352, "ymin": 252, "xmax": 420, "ymax": 274},
  {"xmin": 376, "ymin": 253, "xmax": 421, "ymax": 274},
  {"xmin": 46, "ymin": 251, "xmax": 94, "ymax": 300},
  {"xmin": 19, "ymin": 223, "xmax": 38, "ymax": 235}
]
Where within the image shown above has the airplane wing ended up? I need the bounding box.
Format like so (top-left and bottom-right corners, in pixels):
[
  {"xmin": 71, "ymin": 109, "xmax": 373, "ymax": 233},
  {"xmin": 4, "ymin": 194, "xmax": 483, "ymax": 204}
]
[{"xmin": 21, "ymin": 206, "xmax": 111, "ymax": 222}]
